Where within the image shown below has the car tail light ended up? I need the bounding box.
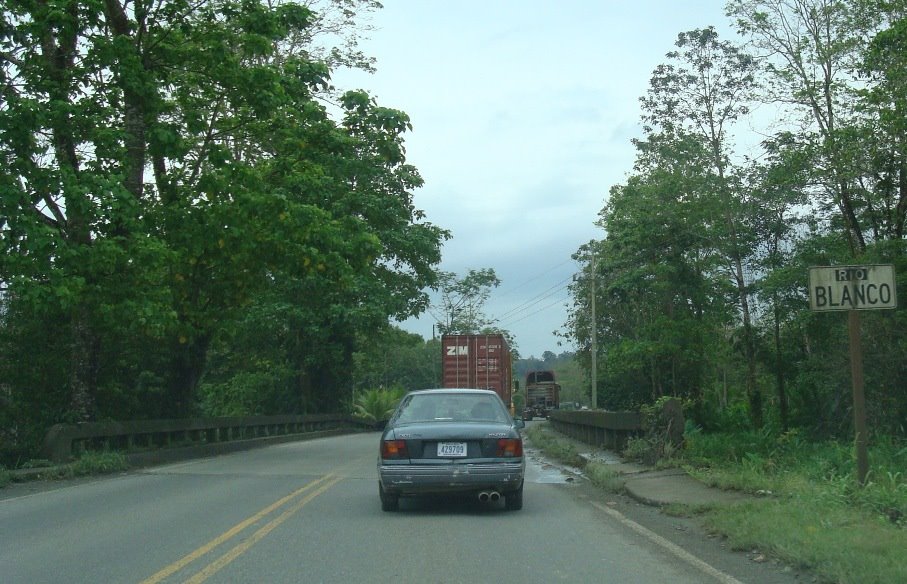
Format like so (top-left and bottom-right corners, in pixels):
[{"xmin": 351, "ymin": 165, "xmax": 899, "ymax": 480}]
[
  {"xmin": 381, "ymin": 439, "xmax": 409, "ymax": 459},
  {"xmin": 496, "ymin": 438, "xmax": 523, "ymax": 457}
]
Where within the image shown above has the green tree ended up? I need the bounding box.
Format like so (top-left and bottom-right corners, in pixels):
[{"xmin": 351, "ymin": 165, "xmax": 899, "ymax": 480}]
[
  {"xmin": 568, "ymin": 132, "xmax": 733, "ymax": 410},
  {"xmin": 434, "ymin": 268, "xmax": 501, "ymax": 334},
  {"xmin": 0, "ymin": 1, "xmax": 446, "ymax": 458},
  {"xmin": 728, "ymin": 0, "xmax": 907, "ymax": 438},
  {"xmin": 727, "ymin": 0, "xmax": 894, "ymax": 254},
  {"xmin": 352, "ymin": 326, "xmax": 441, "ymax": 393},
  {"xmin": 639, "ymin": 27, "xmax": 764, "ymax": 426}
]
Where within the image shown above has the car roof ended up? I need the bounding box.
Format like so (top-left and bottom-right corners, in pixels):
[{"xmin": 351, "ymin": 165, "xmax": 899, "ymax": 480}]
[{"xmin": 406, "ymin": 388, "xmax": 499, "ymax": 396}]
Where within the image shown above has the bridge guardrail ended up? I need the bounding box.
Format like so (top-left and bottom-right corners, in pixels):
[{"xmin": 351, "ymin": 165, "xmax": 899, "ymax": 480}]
[
  {"xmin": 43, "ymin": 414, "xmax": 371, "ymax": 464},
  {"xmin": 546, "ymin": 409, "xmax": 643, "ymax": 450}
]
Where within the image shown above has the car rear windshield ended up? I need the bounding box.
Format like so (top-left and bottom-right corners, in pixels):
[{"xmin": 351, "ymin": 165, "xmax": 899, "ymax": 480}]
[{"xmin": 395, "ymin": 393, "xmax": 509, "ymax": 424}]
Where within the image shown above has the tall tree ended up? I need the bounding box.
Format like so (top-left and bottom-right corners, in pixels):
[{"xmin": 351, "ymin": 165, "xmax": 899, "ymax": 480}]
[
  {"xmin": 0, "ymin": 0, "xmax": 446, "ymax": 430},
  {"xmin": 639, "ymin": 27, "xmax": 764, "ymax": 426},
  {"xmin": 727, "ymin": 0, "xmax": 892, "ymax": 254},
  {"xmin": 858, "ymin": 3, "xmax": 907, "ymax": 240},
  {"xmin": 569, "ymin": 132, "xmax": 733, "ymax": 410},
  {"xmin": 433, "ymin": 268, "xmax": 501, "ymax": 335}
]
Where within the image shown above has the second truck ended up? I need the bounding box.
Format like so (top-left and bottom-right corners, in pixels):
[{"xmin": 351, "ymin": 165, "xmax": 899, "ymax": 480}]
[{"xmin": 522, "ymin": 370, "xmax": 560, "ymax": 420}]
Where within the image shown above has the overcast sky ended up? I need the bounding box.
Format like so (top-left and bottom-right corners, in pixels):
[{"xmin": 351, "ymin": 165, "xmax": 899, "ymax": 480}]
[{"xmin": 332, "ymin": 1, "xmax": 735, "ymax": 358}]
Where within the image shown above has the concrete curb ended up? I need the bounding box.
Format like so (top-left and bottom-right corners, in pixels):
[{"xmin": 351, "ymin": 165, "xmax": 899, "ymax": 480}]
[
  {"xmin": 577, "ymin": 452, "xmax": 748, "ymax": 508},
  {"xmin": 621, "ymin": 468, "xmax": 748, "ymax": 508}
]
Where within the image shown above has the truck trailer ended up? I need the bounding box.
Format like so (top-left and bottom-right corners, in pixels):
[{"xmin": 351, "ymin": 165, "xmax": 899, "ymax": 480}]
[{"xmin": 440, "ymin": 334, "xmax": 513, "ymax": 406}]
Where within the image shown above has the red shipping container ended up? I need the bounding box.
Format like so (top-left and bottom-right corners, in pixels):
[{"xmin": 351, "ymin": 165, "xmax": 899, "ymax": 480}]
[{"xmin": 440, "ymin": 334, "xmax": 513, "ymax": 406}]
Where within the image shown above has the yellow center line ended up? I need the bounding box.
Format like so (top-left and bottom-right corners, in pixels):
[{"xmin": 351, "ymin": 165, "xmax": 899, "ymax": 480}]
[
  {"xmin": 183, "ymin": 475, "xmax": 344, "ymax": 584},
  {"xmin": 138, "ymin": 474, "xmax": 335, "ymax": 584}
]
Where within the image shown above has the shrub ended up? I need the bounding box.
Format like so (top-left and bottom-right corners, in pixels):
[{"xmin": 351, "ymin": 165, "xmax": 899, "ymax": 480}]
[
  {"xmin": 68, "ymin": 452, "xmax": 129, "ymax": 477},
  {"xmin": 352, "ymin": 387, "xmax": 406, "ymax": 425}
]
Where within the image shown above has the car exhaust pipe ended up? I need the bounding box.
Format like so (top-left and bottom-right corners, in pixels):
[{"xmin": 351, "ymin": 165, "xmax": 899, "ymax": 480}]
[
  {"xmin": 478, "ymin": 491, "xmax": 490, "ymax": 502},
  {"xmin": 489, "ymin": 491, "xmax": 501, "ymax": 502}
]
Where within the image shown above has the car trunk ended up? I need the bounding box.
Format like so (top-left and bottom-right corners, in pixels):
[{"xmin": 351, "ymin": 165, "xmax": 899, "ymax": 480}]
[{"xmin": 390, "ymin": 422, "xmax": 515, "ymax": 460}]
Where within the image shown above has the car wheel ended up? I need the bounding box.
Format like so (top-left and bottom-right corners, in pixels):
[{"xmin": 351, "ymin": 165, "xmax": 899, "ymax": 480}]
[
  {"xmin": 379, "ymin": 482, "xmax": 398, "ymax": 512},
  {"xmin": 505, "ymin": 484, "xmax": 523, "ymax": 511}
]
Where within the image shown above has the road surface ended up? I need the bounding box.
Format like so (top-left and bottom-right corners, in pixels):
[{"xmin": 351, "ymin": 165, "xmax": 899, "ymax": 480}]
[{"xmin": 1, "ymin": 430, "xmax": 801, "ymax": 583}]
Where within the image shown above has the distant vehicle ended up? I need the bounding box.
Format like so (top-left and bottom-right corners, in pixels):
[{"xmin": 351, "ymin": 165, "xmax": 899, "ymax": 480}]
[
  {"xmin": 440, "ymin": 334, "xmax": 513, "ymax": 406},
  {"xmin": 377, "ymin": 389, "xmax": 526, "ymax": 511},
  {"xmin": 522, "ymin": 370, "xmax": 560, "ymax": 420}
]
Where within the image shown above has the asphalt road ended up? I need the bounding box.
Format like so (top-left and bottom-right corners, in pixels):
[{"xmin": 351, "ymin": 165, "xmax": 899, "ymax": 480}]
[{"xmin": 1, "ymin": 431, "xmax": 800, "ymax": 584}]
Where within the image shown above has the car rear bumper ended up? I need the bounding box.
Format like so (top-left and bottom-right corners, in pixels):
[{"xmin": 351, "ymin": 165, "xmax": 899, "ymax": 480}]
[{"xmin": 379, "ymin": 461, "xmax": 524, "ymax": 495}]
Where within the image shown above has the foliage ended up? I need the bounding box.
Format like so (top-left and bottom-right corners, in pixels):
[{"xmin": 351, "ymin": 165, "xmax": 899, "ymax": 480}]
[
  {"xmin": 433, "ymin": 268, "xmax": 501, "ymax": 335},
  {"xmin": 351, "ymin": 387, "xmax": 406, "ymax": 424},
  {"xmin": 0, "ymin": 1, "xmax": 446, "ymax": 460},
  {"xmin": 68, "ymin": 452, "xmax": 130, "ymax": 477},
  {"xmin": 687, "ymin": 429, "xmax": 907, "ymax": 584},
  {"xmin": 352, "ymin": 326, "xmax": 441, "ymax": 392},
  {"xmin": 683, "ymin": 429, "xmax": 907, "ymax": 524},
  {"xmin": 584, "ymin": 462, "xmax": 625, "ymax": 493},
  {"xmin": 565, "ymin": 3, "xmax": 907, "ymax": 442},
  {"xmin": 705, "ymin": 497, "xmax": 907, "ymax": 584},
  {"xmin": 540, "ymin": 417, "xmax": 907, "ymax": 584}
]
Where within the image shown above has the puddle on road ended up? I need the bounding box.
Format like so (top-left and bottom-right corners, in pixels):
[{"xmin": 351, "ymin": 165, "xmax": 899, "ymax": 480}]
[
  {"xmin": 524, "ymin": 447, "xmax": 624, "ymax": 484},
  {"xmin": 524, "ymin": 448, "xmax": 580, "ymax": 484},
  {"xmin": 586, "ymin": 450, "xmax": 622, "ymax": 465}
]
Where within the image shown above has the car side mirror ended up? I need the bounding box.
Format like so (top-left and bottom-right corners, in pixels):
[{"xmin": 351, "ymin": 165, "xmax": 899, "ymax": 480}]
[{"xmin": 513, "ymin": 418, "xmax": 525, "ymax": 429}]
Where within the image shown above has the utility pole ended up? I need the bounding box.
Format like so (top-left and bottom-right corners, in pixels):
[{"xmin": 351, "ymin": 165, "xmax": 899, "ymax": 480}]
[{"xmin": 590, "ymin": 250, "xmax": 597, "ymax": 410}]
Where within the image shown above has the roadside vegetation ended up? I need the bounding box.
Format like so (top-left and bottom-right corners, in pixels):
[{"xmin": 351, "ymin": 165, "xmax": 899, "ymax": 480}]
[
  {"xmin": 351, "ymin": 387, "xmax": 406, "ymax": 427},
  {"xmin": 686, "ymin": 431, "xmax": 907, "ymax": 584},
  {"xmin": 2, "ymin": 452, "xmax": 129, "ymax": 486},
  {"xmin": 552, "ymin": 4, "xmax": 907, "ymax": 581},
  {"xmin": 0, "ymin": 0, "xmax": 447, "ymax": 467},
  {"xmin": 530, "ymin": 420, "xmax": 907, "ymax": 584}
]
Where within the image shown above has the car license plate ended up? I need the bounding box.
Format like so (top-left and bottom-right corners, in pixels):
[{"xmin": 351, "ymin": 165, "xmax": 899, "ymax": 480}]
[{"xmin": 437, "ymin": 442, "xmax": 467, "ymax": 457}]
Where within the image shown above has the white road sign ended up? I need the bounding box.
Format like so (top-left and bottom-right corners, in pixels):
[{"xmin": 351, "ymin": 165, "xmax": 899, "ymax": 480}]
[{"xmin": 808, "ymin": 265, "xmax": 897, "ymax": 312}]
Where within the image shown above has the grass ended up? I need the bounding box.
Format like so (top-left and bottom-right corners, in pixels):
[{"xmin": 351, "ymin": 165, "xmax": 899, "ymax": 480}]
[
  {"xmin": 585, "ymin": 461, "xmax": 625, "ymax": 492},
  {"xmin": 67, "ymin": 451, "xmax": 129, "ymax": 477},
  {"xmin": 531, "ymin": 421, "xmax": 907, "ymax": 584},
  {"xmin": 703, "ymin": 498, "xmax": 907, "ymax": 584},
  {"xmin": 681, "ymin": 431, "xmax": 907, "ymax": 583},
  {"xmin": 1, "ymin": 452, "xmax": 130, "ymax": 486},
  {"xmin": 525, "ymin": 424, "xmax": 585, "ymax": 467}
]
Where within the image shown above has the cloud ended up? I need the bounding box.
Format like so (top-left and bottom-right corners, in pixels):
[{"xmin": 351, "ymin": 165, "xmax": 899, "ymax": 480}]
[{"xmin": 335, "ymin": 0, "xmax": 735, "ymax": 357}]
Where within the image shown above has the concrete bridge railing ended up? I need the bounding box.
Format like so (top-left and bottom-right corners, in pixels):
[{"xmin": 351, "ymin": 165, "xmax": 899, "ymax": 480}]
[
  {"xmin": 43, "ymin": 414, "xmax": 370, "ymax": 464},
  {"xmin": 547, "ymin": 409, "xmax": 643, "ymax": 451}
]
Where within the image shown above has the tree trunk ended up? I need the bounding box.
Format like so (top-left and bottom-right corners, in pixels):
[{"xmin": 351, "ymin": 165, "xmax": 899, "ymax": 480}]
[
  {"xmin": 68, "ymin": 308, "xmax": 100, "ymax": 422},
  {"xmin": 773, "ymin": 296, "xmax": 789, "ymax": 432},
  {"xmin": 166, "ymin": 336, "xmax": 211, "ymax": 417}
]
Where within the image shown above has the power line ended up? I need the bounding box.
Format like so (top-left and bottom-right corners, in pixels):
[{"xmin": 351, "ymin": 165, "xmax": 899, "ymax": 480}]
[
  {"xmin": 495, "ymin": 259, "xmax": 575, "ymax": 299},
  {"xmin": 498, "ymin": 293, "xmax": 571, "ymax": 327},
  {"xmin": 496, "ymin": 275, "xmax": 575, "ymax": 321}
]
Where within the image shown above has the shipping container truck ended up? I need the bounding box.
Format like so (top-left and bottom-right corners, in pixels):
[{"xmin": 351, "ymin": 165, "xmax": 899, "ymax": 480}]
[
  {"xmin": 440, "ymin": 334, "xmax": 513, "ymax": 406},
  {"xmin": 522, "ymin": 370, "xmax": 560, "ymax": 420}
]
